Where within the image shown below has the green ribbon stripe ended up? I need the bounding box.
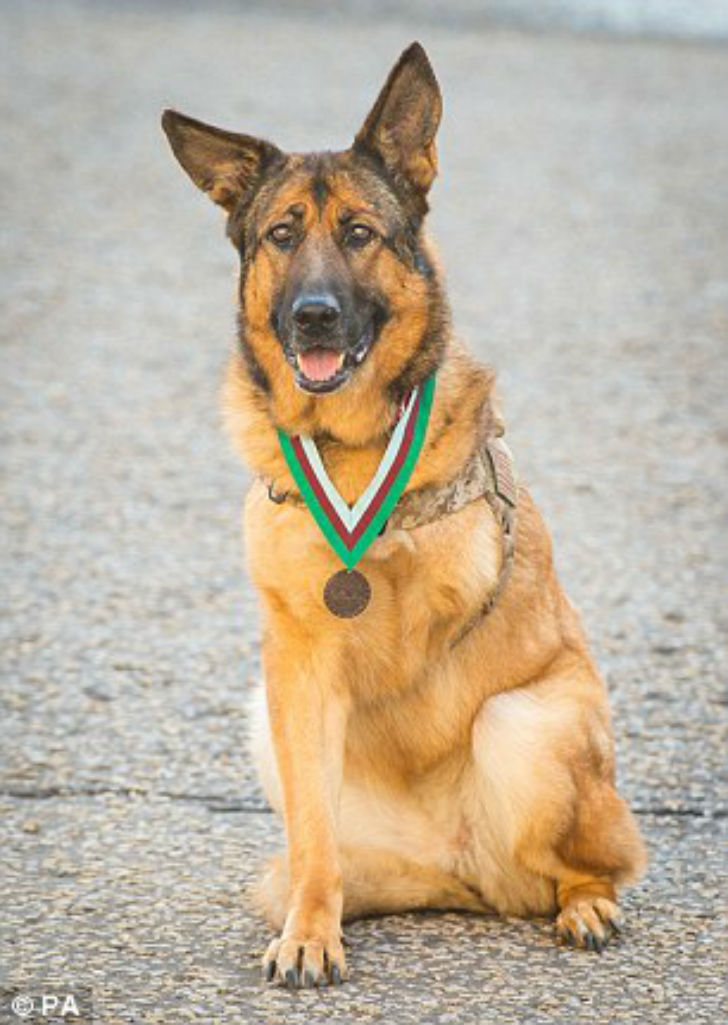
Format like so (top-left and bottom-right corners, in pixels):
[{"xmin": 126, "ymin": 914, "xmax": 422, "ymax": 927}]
[{"xmin": 277, "ymin": 375, "xmax": 436, "ymax": 570}]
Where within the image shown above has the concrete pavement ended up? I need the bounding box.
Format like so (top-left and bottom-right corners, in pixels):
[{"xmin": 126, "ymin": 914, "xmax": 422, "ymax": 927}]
[{"xmin": 2, "ymin": 3, "xmax": 727, "ymax": 1022}]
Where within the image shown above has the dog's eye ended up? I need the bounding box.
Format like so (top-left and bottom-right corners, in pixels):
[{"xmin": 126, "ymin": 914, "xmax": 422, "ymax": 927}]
[
  {"xmin": 346, "ymin": 223, "xmax": 375, "ymax": 248},
  {"xmin": 268, "ymin": 223, "xmax": 295, "ymax": 249}
]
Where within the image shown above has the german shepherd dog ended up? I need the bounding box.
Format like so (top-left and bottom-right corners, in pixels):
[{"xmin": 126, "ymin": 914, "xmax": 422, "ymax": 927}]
[{"xmin": 162, "ymin": 42, "xmax": 646, "ymax": 988}]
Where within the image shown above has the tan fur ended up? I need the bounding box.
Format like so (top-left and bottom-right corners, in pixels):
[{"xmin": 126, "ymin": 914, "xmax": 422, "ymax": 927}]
[
  {"xmin": 233, "ymin": 331, "xmax": 645, "ymax": 975},
  {"xmin": 164, "ymin": 43, "xmax": 646, "ymax": 987},
  {"xmin": 232, "ymin": 176, "xmax": 443, "ymax": 449}
]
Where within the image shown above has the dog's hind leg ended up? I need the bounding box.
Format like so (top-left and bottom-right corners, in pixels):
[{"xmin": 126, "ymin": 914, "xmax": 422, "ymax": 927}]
[
  {"xmin": 255, "ymin": 847, "xmax": 487, "ymax": 928},
  {"xmin": 471, "ymin": 668, "xmax": 646, "ymax": 951}
]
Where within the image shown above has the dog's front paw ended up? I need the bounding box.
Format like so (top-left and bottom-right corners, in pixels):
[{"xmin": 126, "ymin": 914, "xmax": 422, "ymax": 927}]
[
  {"xmin": 263, "ymin": 926, "xmax": 348, "ymax": 988},
  {"xmin": 556, "ymin": 896, "xmax": 623, "ymax": 952}
]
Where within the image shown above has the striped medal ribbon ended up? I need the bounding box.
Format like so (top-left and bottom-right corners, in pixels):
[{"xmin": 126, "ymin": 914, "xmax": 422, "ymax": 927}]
[{"xmin": 277, "ymin": 375, "xmax": 436, "ymax": 617}]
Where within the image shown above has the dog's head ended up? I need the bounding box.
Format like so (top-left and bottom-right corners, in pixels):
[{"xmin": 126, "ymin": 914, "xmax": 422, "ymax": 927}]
[{"xmin": 163, "ymin": 43, "xmax": 445, "ymax": 408}]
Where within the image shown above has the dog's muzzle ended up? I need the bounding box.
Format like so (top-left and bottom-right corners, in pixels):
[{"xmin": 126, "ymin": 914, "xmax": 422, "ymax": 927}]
[{"xmin": 283, "ymin": 291, "xmax": 377, "ymax": 394}]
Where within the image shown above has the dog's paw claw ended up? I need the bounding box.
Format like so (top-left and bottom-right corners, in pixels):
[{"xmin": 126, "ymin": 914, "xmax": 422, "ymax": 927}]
[
  {"xmin": 262, "ymin": 932, "xmax": 347, "ymax": 987},
  {"xmin": 556, "ymin": 896, "xmax": 622, "ymax": 953}
]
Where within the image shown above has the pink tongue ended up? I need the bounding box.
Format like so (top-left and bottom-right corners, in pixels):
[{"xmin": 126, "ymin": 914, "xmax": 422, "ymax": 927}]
[{"xmin": 298, "ymin": 348, "xmax": 342, "ymax": 382}]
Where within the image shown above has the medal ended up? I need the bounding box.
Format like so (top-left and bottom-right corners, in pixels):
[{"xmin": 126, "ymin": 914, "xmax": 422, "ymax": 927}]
[
  {"xmin": 277, "ymin": 376, "xmax": 436, "ymax": 617},
  {"xmin": 323, "ymin": 569, "xmax": 372, "ymax": 618}
]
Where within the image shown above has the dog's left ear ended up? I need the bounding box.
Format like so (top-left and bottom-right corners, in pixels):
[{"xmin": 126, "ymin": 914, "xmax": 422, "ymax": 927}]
[
  {"xmin": 354, "ymin": 42, "xmax": 442, "ymax": 198},
  {"xmin": 161, "ymin": 109, "xmax": 283, "ymax": 212}
]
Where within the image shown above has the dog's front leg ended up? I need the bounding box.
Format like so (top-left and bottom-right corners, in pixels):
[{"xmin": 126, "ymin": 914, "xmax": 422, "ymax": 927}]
[{"xmin": 261, "ymin": 634, "xmax": 349, "ymax": 988}]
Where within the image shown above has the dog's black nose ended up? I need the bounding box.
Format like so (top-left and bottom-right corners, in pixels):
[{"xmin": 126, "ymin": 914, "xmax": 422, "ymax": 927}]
[{"xmin": 292, "ymin": 293, "xmax": 341, "ymax": 335}]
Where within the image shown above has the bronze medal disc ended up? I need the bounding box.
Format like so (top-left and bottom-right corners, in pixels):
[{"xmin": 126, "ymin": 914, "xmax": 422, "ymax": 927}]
[{"xmin": 324, "ymin": 569, "xmax": 371, "ymax": 618}]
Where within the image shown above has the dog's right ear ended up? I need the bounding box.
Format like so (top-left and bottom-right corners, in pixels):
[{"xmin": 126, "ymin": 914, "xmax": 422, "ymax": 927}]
[{"xmin": 161, "ymin": 110, "xmax": 283, "ymax": 212}]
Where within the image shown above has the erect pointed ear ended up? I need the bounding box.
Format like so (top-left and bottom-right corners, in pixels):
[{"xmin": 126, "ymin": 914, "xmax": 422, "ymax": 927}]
[
  {"xmin": 161, "ymin": 109, "xmax": 283, "ymax": 212},
  {"xmin": 354, "ymin": 42, "xmax": 442, "ymax": 198}
]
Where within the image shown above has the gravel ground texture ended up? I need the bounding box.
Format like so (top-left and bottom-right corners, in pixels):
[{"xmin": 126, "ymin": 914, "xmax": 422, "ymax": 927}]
[{"xmin": 2, "ymin": 2, "xmax": 727, "ymax": 1024}]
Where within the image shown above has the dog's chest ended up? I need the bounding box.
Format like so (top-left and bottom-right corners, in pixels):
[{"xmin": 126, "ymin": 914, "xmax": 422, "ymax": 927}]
[
  {"xmin": 246, "ymin": 480, "xmax": 501, "ymax": 689},
  {"xmin": 339, "ymin": 505, "xmax": 504, "ymax": 764}
]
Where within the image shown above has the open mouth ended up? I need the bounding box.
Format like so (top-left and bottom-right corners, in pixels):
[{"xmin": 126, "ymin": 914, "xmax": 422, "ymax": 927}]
[{"xmin": 289, "ymin": 324, "xmax": 375, "ymax": 395}]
